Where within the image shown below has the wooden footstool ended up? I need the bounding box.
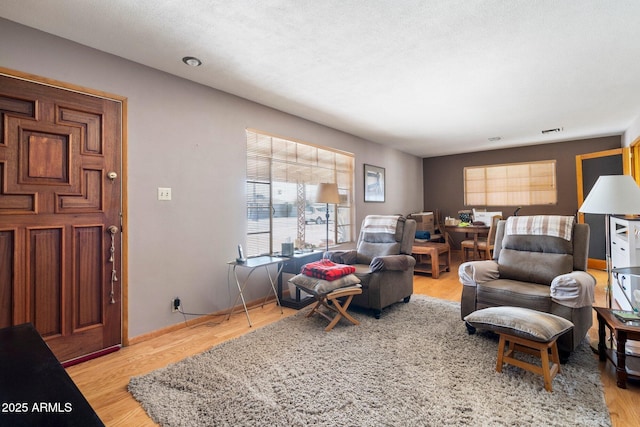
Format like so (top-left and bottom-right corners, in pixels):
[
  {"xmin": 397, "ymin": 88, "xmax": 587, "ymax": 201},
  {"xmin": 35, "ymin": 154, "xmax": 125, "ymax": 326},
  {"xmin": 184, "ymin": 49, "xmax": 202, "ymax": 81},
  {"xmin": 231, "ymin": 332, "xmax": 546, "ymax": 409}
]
[
  {"xmin": 412, "ymin": 242, "xmax": 450, "ymax": 279},
  {"xmin": 306, "ymin": 286, "xmax": 363, "ymax": 332},
  {"xmin": 464, "ymin": 306, "xmax": 574, "ymax": 392},
  {"xmin": 288, "ymin": 273, "xmax": 363, "ymax": 332}
]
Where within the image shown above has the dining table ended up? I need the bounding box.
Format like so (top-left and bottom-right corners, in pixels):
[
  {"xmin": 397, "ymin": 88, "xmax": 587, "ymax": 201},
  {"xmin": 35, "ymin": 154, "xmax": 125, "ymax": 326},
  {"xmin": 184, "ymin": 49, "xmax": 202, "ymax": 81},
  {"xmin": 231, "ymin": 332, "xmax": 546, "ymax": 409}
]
[{"xmin": 445, "ymin": 224, "xmax": 490, "ymax": 260}]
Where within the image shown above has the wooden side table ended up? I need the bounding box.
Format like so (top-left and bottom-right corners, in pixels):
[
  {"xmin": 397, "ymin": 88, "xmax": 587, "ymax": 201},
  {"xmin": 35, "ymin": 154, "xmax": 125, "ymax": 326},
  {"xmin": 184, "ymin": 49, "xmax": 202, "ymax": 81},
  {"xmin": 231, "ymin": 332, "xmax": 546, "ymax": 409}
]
[
  {"xmin": 412, "ymin": 242, "xmax": 450, "ymax": 279},
  {"xmin": 594, "ymin": 306, "xmax": 640, "ymax": 388}
]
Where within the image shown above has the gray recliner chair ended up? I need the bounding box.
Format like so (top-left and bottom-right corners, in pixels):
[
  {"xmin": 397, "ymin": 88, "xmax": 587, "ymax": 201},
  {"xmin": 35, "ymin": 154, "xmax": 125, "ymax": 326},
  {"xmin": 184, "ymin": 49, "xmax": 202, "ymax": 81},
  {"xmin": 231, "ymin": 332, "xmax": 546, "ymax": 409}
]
[
  {"xmin": 324, "ymin": 215, "xmax": 416, "ymax": 318},
  {"xmin": 459, "ymin": 215, "xmax": 596, "ymax": 360}
]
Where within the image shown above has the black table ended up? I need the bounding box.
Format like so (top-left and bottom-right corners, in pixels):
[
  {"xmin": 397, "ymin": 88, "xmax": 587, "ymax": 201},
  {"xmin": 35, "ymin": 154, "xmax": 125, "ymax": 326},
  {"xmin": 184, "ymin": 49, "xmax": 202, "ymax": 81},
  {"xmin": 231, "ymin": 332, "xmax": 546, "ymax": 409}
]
[
  {"xmin": 0, "ymin": 323, "xmax": 104, "ymax": 426},
  {"xmin": 278, "ymin": 250, "xmax": 324, "ymax": 309}
]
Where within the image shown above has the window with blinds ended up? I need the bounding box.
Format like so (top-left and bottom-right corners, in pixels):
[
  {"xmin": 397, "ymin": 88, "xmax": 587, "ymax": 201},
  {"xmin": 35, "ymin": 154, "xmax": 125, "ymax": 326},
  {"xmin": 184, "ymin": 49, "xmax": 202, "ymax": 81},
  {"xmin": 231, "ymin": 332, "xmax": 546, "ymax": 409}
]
[
  {"xmin": 246, "ymin": 130, "xmax": 354, "ymax": 257},
  {"xmin": 464, "ymin": 160, "xmax": 557, "ymax": 206}
]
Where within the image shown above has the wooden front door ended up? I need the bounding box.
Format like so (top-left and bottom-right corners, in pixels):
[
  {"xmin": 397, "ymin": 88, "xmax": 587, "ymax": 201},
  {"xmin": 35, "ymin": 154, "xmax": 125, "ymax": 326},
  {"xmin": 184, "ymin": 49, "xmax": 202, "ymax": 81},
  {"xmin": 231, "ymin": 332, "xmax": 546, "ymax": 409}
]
[{"xmin": 0, "ymin": 73, "xmax": 123, "ymax": 363}]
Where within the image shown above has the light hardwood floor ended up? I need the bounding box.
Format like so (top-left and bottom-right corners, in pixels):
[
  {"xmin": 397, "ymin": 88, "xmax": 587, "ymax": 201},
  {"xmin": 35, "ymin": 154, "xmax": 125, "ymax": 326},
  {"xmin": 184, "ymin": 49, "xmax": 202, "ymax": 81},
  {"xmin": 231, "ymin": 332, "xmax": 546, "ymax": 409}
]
[{"xmin": 67, "ymin": 255, "xmax": 639, "ymax": 426}]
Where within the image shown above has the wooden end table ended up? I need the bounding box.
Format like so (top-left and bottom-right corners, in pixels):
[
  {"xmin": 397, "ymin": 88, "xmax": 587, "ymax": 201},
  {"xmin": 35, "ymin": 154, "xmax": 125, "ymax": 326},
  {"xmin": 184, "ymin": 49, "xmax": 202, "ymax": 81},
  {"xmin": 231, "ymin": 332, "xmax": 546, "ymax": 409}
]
[
  {"xmin": 412, "ymin": 242, "xmax": 450, "ymax": 279},
  {"xmin": 594, "ymin": 306, "xmax": 640, "ymax": 388}
]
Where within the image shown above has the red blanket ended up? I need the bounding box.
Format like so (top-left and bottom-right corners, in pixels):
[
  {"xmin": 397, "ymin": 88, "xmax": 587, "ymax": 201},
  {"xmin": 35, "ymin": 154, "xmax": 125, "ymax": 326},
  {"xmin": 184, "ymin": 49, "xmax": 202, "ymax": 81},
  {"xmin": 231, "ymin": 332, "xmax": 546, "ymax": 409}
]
[{"xmin": 301, "ymin": 259, "xmax": 356, "ymax": 281}]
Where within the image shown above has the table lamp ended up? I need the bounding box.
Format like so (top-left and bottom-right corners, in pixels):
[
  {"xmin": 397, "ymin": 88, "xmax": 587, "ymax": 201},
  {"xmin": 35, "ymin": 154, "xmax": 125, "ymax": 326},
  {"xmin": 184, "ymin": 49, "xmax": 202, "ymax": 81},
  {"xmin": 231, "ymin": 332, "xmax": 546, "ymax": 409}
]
[
  {"xmin": 315, "ymin": 183, "xmax": 340, "ymax": 252},
  {"xmin": 578, "ymin": 175, "xmax": 640, "ymax": 308}
]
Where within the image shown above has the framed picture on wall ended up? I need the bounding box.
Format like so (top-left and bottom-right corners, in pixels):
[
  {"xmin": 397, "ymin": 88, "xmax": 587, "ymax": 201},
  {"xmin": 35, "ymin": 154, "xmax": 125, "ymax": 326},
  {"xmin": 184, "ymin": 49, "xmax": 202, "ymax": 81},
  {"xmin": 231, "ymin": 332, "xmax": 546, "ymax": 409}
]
[{"xmin": 364, "ymin": 164, "xmax": 385, "ymax": 202}]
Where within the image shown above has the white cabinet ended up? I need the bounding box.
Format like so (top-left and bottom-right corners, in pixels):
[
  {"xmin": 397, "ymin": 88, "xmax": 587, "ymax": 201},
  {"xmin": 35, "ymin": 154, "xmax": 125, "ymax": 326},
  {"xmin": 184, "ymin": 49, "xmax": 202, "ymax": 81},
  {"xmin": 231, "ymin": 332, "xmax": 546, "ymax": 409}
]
[{"xmin": 610, "ymin": 216, "xmax": 640, "ymax": 310}]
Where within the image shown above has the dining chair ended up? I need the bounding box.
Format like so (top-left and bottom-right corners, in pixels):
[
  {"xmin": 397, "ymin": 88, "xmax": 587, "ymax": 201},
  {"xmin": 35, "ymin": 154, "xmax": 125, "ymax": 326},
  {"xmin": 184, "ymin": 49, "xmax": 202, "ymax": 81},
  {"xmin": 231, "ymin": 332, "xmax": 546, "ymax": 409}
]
[{"xmin": 461, "ymin": 215, "xmax": 501, "ymax": 261}]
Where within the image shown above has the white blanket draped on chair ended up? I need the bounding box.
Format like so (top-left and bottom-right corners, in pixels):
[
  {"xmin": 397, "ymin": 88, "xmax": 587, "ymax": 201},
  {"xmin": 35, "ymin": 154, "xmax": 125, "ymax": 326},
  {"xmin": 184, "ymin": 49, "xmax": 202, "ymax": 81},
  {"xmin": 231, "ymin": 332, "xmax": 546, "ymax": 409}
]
[
  {"xmin": 505, "ymin": 215, "xmax": 574, "ymax": 241},
  {"xmin": 361, "ymin": 214, "xmax": 400, "ymax": 234}
]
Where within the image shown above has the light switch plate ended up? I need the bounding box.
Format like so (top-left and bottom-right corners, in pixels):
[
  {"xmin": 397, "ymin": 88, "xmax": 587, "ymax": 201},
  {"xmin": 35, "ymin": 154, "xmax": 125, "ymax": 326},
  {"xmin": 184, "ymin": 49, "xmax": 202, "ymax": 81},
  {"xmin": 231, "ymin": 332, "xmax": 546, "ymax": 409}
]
[{"xmin": 158, "ymin": 187, "xmax": 172, "ymax": 201}]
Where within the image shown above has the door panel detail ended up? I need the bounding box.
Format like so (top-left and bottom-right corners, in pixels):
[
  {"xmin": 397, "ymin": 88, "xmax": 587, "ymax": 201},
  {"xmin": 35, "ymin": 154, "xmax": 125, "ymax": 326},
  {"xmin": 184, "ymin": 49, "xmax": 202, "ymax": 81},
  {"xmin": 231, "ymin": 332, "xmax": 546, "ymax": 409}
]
[
  {"xmin": 73, "ymin": 226, "xmax": 103, "ymax": 330},
  {"xmin": 13, "ymin": 120, "xmax": 76, "ymax": 186},
  {"xmin": 58, "ymin": 169, "xmax": 103, "ymax": 212},
  {"xmin": 28, "ymin": 227, "xmax": 63, "ymax": 338},
  {"xmin": 26, "ymin": 133, "xmax": 69, "ymax": 181},
  {"xmin": 0, "ymin": 164, "xmax": 36, "ymax": 213},
  {"xmin": 0, "ymin": 229, "xmax": 15, "ymax": 327},
  {"xmin": 0, "ymin": 95, "xmax": 37, "ymax": 145},
  {"xmin": 58, "ymin": 107, "xmax": 103, "ymax": 155}
]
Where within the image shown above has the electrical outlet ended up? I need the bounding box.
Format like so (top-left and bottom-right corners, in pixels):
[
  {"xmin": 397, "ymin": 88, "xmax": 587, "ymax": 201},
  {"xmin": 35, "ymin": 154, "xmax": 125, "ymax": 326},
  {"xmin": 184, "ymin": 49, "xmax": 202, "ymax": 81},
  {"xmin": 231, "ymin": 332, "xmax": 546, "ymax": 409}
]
[
  {"xmin": 172, "ymin": 297, "xmax": 180, "ymax": 312},
  {"xmin": 158, "ymin": 187, "xmax": 172, "ymax": 201}
]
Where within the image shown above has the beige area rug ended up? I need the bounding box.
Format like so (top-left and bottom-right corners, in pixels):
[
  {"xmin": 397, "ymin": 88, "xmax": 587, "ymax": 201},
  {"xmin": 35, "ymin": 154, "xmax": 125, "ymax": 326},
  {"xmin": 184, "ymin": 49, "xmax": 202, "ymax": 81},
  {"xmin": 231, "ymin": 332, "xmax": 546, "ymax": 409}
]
[{"xmin": 128, "ymin": 295, "xmax": 611, "ymax": 426}]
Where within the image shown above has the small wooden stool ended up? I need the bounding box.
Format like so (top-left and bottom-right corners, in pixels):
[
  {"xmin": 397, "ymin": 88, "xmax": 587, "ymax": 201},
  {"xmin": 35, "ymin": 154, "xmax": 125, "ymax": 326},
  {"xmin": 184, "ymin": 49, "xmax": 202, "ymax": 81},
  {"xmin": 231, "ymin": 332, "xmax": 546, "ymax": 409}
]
[
  {"xmin": 412, "ymin": 242, "xmax": 450, "ymax": 279},
  {"xmin": 306, "ymin": 286, "xmax": 363, "ymax": 332},
  {"xmin": 464, "ymin": 306, "xmax": 574, "ymax": 392},
  {"xmin": 496, "ymin": 332, "xmax": 561, "ymax": 392}
]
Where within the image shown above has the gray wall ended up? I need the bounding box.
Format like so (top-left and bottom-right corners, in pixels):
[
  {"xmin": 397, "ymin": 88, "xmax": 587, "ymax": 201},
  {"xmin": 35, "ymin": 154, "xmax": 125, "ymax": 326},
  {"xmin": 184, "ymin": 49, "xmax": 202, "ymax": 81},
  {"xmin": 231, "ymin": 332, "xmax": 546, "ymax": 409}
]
[
  {"xmin": 422, "ymin": 136, "xmax": 621, "ymax": 246},
  {"xmin": 0, "ymin": 19, "xmax": 423, "ymax": 338},
  {"xmin": 624, "ymin": 113, "xmax": 640, "ymax": 146}
]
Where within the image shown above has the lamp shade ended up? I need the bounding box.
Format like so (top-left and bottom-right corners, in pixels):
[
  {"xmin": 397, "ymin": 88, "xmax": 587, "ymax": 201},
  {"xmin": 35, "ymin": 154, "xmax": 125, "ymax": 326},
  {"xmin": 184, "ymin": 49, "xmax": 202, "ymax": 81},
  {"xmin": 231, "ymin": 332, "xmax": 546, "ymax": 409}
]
[
  {"xmin": 315, "ymin": 183, "xmax": 340, "ymax": 204},
  {"xmin": 579, "ymin": 175, "xmax": 640, "ymax": 215}
]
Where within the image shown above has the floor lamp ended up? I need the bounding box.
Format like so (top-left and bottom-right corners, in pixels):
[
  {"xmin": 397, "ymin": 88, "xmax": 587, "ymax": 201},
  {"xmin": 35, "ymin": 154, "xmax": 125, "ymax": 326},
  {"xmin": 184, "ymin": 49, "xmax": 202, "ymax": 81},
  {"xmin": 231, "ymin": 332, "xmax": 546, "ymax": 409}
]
[
  {"xmin": 578, "ymin": 175, "xmax": 640, "ymax": 308},
  {"xmin": 315, "ymin": 183, "xmax": 340, "ymax": 252}
]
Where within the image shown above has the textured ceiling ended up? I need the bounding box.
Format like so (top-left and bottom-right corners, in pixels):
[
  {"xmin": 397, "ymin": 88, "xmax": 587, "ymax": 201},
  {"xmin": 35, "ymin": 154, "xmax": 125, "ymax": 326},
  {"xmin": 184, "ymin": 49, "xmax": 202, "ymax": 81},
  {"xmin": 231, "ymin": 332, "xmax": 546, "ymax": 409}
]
[{"xmin": 2, "ymin": 0, "xmax": 640, "ymax": 157}]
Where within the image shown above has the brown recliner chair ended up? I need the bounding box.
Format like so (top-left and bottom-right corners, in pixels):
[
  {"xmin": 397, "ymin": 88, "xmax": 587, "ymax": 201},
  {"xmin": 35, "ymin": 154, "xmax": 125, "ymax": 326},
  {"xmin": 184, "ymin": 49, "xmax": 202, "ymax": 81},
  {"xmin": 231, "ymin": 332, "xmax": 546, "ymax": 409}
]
[
  {"xmin": 459, "ymin": 215, "xmax": 595, "ymax": 360},
  {"xmin": 324, "ymin": 215, "xmax": 416, "ymax": 318}
]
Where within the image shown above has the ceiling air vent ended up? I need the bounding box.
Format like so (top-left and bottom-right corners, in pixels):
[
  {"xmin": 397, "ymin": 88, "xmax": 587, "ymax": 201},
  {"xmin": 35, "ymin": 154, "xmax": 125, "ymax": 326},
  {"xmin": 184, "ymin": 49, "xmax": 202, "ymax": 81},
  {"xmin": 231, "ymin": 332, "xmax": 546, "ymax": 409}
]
[{"xmin": 541, "ymin": 127, "xmax": 563, "ymax": 134}]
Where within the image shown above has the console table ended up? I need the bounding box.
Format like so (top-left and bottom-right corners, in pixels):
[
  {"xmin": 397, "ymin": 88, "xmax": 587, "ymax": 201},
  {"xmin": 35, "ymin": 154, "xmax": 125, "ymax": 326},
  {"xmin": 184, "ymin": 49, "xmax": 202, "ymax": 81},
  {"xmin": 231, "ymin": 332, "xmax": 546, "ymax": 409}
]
[
  {"xmin": 0, "ymin": 323, "xmax": 104, "ymax": 426},
  {"xmin": 594, "ymin": 306, "xmax": 640, "ymax": 388},
  {"xmin": 227, "ymin": 256, "xmax": 285, "ymax": 327}
]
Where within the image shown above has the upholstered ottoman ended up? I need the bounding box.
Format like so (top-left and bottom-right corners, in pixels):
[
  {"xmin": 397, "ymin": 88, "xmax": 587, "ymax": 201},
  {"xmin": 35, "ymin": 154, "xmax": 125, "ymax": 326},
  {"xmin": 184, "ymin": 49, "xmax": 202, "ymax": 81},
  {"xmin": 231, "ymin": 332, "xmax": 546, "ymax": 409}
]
[{"xmin": 464, "ymin": 306, "xmax": 574, "ymax": 392}]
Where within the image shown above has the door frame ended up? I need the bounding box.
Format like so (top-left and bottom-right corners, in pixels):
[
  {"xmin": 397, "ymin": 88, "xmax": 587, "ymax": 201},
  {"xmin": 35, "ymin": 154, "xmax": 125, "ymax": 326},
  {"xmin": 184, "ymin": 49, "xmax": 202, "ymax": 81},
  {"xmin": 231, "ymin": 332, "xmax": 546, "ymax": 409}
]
[
  {"xmin": 632, "ymin": 136, "xmax": 640, "ymax": 183},
  {"xmin": 0, "ymin": 66, "xmax": 130, "ymax": 346},
  {"xmin": 576, "ymin": 147, "xmax": 630, "ymax": 269}
]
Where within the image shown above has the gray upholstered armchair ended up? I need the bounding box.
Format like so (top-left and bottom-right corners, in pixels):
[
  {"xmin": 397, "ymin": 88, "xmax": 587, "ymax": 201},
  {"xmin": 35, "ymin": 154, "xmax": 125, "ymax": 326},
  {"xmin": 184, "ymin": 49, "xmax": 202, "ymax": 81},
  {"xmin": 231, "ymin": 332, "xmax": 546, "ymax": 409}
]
[
  {"xmin": 324, "ymin": 215, "xmax": 416, "ymax": 318},
  {"xmin": 459, "ymin": 215, "xmax": 595, "ymax": 359}
]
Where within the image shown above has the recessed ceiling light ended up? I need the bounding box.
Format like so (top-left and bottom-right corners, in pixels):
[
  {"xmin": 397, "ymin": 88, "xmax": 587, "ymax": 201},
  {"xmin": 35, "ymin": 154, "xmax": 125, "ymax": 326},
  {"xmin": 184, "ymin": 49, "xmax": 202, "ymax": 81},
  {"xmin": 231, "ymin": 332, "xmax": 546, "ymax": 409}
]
[
  {"xmin": 182, "ymin": 56, "xmax": 202, "ymax": 67},
  {"xmin": 488, "ymin": 136, "xmax": 502, "ymax": 142}
]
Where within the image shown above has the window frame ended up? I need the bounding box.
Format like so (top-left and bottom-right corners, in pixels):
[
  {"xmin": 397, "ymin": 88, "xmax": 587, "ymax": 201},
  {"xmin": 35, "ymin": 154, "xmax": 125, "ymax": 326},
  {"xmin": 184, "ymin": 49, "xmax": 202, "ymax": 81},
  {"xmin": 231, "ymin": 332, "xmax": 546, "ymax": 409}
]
[{"xmin": 245, "ymin": 129, "xmax": 355, "ymax": 257}]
